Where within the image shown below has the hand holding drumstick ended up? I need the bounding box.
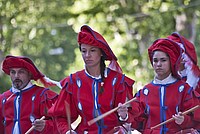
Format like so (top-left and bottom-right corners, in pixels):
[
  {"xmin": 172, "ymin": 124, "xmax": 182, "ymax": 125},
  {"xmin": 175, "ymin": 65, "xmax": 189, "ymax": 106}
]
[
  {"xmin": 88, "ymin": 97, "xmax": 137, "ymax": 126},
  {"xmin": 151, "ymin": 105, "xmax": 200, "ymax": 130},
  {"xmin": 25, "ymin": 116, "xmax": 45, "ymax": 134}
]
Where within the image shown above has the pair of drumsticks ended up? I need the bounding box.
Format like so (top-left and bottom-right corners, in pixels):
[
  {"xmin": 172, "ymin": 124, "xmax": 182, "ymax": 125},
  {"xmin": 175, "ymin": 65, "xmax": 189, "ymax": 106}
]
[
  {"xmin": 25, "ymin": 97, "xmax": 200, "ymax": 133},
  {"xmin": 87, "ymin": 97, "xmax": 200, "ymax": 130}
]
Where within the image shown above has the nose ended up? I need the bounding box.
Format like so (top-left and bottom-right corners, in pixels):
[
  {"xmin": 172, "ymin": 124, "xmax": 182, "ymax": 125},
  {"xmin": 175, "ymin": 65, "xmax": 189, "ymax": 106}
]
[
  {"xmin": 85, "ymin": 51, "xmax": 91, "ymax": 57},
  {"xmin": 157, "ymin": 60, "xmax": 162, "ymax": 66},
  {"xmin": 14, "ymin": 72, "xmax": 19, "ymax": 78}
]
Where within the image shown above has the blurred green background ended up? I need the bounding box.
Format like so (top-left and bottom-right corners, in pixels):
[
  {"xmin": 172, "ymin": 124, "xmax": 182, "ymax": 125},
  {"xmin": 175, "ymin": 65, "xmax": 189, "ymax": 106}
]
[{"xmin": 0, "ymin": 0, "xmax": 200, "ymax": 94}]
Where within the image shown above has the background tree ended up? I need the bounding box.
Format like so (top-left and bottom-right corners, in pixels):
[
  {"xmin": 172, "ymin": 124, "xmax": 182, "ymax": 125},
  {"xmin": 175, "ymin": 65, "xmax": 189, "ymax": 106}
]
[{"xmin": 0, "ymin": 0, "xmax": 200, "ymax": 93}]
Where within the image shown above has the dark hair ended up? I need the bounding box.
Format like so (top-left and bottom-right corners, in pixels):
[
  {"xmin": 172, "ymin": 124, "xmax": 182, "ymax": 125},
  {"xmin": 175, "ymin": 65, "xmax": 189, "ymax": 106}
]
[
  {"xmin": 79, "ymin": 45, "xmax": 106, "ymax": 94},
  {"xmin": 99, "ymin": 54, "xmax": 106, "ymax": 94}
]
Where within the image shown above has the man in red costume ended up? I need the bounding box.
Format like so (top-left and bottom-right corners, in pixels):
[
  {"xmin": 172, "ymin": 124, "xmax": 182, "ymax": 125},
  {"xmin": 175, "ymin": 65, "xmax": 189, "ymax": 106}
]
[{"xmin": 0, "ymin": 55, "xmax": 60, "ymax": 134}]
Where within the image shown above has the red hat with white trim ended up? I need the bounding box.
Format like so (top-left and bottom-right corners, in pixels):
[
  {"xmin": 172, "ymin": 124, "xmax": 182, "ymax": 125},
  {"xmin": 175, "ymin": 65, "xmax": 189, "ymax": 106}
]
[
  {"xmin": 78, "ymin": 25, "xmax": 122, "ymax": 73},
  {"xmin": 167, "ymin": 32, "xmax": 197, "ymax": 65},
  {"xmin": 167, "ymin": 32, "xmax": 200, "ymax": 77},
  {"xmin": 2, "ymin": 55, "xmax": 61, "ymax": 88}
]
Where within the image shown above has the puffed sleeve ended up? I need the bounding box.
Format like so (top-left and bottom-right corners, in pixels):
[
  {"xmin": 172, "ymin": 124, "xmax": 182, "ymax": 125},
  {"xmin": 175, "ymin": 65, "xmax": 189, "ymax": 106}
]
[
  {"xmin": 39, "ymin": 88, "xmax": 58, "ymax": 134},
  {"xmin": 113, "ymin": 74, "xmax": 135, "ymax": 108},
  {"xmin": 124, "ymin": 76, "xmax": 135, "ymax": 99},
  {"xmin": 178, "ymin": 84, "xmax": 198, "ymax": 129},
  {"xmin": 48, "ymin": 75, "xmax": 79, "ymax": 134},
  {"xmin": 127, "ymin": 89, "xmax": 147, "ymax": 131},
  {"xmin": 189, "ymin": 89, "xmax": 200, "ymax": 129}
]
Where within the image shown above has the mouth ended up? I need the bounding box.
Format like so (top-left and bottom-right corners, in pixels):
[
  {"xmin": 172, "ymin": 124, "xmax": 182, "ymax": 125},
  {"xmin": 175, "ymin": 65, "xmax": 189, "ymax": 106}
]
[
  {"xmin": 13, "ymin": 79, "xmax": 23, "ymax": 89},
  {"xmin": 156, "ymin": 69, "xmax": 163, "ymax": 72},
  {"xmin": 85, "ymin": 60, "xmax": 93, "ymax": 64}
]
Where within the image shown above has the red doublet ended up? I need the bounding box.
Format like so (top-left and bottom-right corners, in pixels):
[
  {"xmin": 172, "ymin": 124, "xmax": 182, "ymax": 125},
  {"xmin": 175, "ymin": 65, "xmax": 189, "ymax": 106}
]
[
  {"xmin": 0, "ymin": 85, "xmax": 58, "ymax": 134},
  {"xmin": 181, "ymin": 76, "xmax": 200, "ymax": 129},
  {"xmin": 190, "ymin": 79, "xmax": 200, "ymax": 129},
  {"xmin": 130, "ymin": 80, "xmax": 196, "ymax": 134},
  {"xmin": 49, "ymin": 69, "xmax": 134, "ymax": 134}
]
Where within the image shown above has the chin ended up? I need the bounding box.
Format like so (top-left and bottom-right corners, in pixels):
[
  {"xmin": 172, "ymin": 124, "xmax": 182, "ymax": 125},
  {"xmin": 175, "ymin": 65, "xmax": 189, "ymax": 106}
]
[{"xmin": 156, "ymin": 75, "xmax": 166, "ymax": 80}]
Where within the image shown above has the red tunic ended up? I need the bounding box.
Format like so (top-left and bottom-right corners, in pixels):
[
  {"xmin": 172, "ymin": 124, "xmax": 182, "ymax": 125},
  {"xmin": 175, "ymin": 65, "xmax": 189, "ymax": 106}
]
[
  {"xmin": 190, "ymin": 79, "xmax": 200, "ymax": 130},
  {"xmin": 0, "ymin": 85, "xmax": 58, "ymax": 134},
  {"xmin": 129, "ymin": 80, "xmax": 196, "ymax": 134},
  {"xmin": 181, "ymin": 76, "xmax": 200, "ymax": 130},
  {"xmin": 49, "ymin": 69, "xmax": 134, "ymax": 134}
]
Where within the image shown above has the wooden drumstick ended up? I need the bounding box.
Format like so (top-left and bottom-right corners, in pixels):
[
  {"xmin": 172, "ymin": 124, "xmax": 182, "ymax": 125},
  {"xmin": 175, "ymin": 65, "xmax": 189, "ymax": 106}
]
[
  {"xmin": 64, "ymin": 101, "xmax": 72, "ymax": 132},
  {"xmin": 6, "ymin": 93, "xmax": 15, "ymax": 101},
  {"xmin": 151, "ymin": 105, "xmax": 200, "ymax": 130},
  {"xmin": 25, "ymin": 116, "xmax": 45, "ymax": 134},
  {"xmin": 88, "ymin": 97, "xmax": 137, "ymax": 126}
]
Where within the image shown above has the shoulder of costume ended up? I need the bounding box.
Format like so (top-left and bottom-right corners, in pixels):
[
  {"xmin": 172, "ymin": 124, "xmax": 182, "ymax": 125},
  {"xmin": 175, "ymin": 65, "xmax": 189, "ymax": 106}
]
[
  {"xmin": 40, "ymin": 89, "xmax": 58, "ymax": 101},
  {"xmin": 143, "ymin": 82, "xmax": 153, "ymax": 89},
  {"xmin": 124, "ymin": 75, "xmax": 135, "ymax": 86},
  {"xmin": 30, "ymin": 85, "xmax": 58, "ymax": 100},
  {"xmin": 30, "ymin": 85, "xmax": 49, "ymax": 95},
  {"xmin": 178, "ymin": 79, "xmax": 191, "ymax": 87},
  {"xmin": 1, "ymin": 90, "xmax": 12, "ymax": 98},
  {"xmin": 108, "ymin": 69, "xmax": 135, "ymax": 86},
  {"xmin": 60, "ymin": 69, "xmax": 85, "ymax": 89}
]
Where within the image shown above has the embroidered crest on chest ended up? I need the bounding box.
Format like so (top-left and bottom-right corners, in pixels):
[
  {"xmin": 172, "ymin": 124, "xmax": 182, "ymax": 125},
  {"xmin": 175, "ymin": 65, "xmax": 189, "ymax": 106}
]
[
  {"xmin": 76, "ymin": 79, "xmax": 82, "ymax": 88},
  {"xmin": 112, "ymin": 77, "xmax": 117, "ymax": 86},
  {"xmin": 179, "ymin": 85, "xmax": 184, "ymax": 92},
  {"xmin": 143, "ymin": 88, "xmax": 149, "ymax": 96}
]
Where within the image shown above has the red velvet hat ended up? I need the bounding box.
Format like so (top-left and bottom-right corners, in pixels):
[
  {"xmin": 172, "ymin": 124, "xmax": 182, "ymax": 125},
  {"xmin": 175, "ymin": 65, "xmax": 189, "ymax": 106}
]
[
  {"xmin": 167, "ymin": 32, "xmax": 200, "ymax": 77},
  {"xmin": 167, "ymin": 32, "xmax": 197, "ymax": 65},
  {"xmin": 148, "ymin": 38, "xmax": 183, "ymax": 78},
  {"xmin": 78, "ymin": 25, "xmax": 122, "ymax": 73},
  {"xmin": 2, "ymin": 55, "xmax": 44, "ymax": 80},
  {"xmin": 2, "ymin": 55, "xmax": 61, "ymax": 88}
]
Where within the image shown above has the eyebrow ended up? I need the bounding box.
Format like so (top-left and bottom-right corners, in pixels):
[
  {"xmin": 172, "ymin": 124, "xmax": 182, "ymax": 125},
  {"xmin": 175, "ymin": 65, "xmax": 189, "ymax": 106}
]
[
  {"xmin": 153, "ymin": 57, "xmax": 169, "ymax": 61},
  {"xmin": 153, "ymin": 57, "xmax": 168, "ymax": 59},
  {"xmin": 82, "ymin": 46, "xmax": 98, "ymax": 50}
]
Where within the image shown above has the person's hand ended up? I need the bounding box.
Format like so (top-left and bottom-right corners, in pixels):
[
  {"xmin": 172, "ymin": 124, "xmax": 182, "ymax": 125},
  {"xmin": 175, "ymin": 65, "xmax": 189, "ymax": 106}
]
[
  {"xmin": 32, "ymin": 118, "xmax": 46, "ymax": 132},
  {"xmin": 117, "ymin": 103, "xmax": 128, "ymax": 120},
  {"xmin": 172, "ymin": 112, "xmax": 184, "ymax": 125},
  {"xmin": 190, "ymin": 128, "xmax": 200, "ymax": 134}
]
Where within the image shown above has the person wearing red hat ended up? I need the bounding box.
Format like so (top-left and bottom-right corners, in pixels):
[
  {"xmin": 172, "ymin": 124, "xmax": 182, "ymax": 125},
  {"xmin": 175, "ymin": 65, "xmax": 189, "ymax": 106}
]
[
  {"xmin": 48, "ymin": 25, "xmax": 135, "ymax": 134},
  {"xmin": 167, "ymin": 32, "xmax": 200, "ymax": 92},
  {"xmin": 117, "ymin": 38, "xmax": 198, "ymax": 133},
  {"xmin": 0, "ymin": 55, "xmax": 60, "ymax": 134},
  {"xmin": 167, "ymin": 32, "xmax": 200, "ymax": 132}
]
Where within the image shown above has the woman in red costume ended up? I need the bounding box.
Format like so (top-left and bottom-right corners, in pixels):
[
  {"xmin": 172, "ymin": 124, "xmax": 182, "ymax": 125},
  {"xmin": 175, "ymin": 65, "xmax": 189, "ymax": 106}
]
[
  {"xmin": 167, "ymin": 32, "xmax": 200, "ymax": 93},
  {"xmin": 48, "ymin": 25, "xmax": 135, "ymax": 134},
  {"xmin": 118, "ymin": 38, "xmax": 198, "ymax": 134},
  {"xmin": 167, "ymin": 32, "xmax": 200, "ymax": 133}
]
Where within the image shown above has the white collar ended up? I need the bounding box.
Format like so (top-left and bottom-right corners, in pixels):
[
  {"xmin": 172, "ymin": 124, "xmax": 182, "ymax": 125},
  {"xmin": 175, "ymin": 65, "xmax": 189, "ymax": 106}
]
[
  {"xmin": 153, "ymin": 74, "xmax": 177, "ymax": 85},
  {"xmin": 85, "ymin": 67, "xmax": 108, "ymax": 79},
  {"xmin": 11, "ymin": 82, "xmax": 33, "ymax": 93}
]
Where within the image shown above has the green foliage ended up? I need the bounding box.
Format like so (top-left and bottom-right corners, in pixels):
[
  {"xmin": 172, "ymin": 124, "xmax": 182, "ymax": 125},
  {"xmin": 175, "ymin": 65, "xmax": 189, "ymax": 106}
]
[{"xmin": 0, "ymin": 0, "xmax": 200, "ymax": 94}]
